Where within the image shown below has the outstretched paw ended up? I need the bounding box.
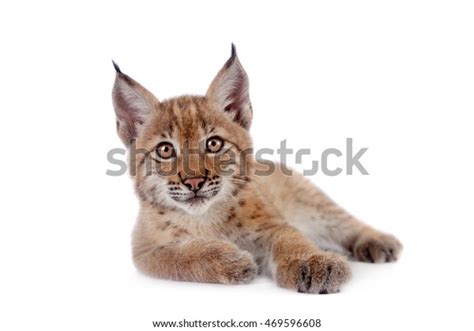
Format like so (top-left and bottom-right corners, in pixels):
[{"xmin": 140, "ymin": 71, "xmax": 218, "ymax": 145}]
[{"xmin": 352, "ymin": 232, "xmax": 402, "ymax": 263}]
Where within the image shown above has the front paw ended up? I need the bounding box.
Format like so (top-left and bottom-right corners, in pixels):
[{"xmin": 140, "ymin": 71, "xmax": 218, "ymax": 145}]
[
  {"xmin": 352, "ymin": 232, "xmax": 402, "ymax": 263},
  {"xmin": 216, "ymin": 250, "xmax": 258, "ymax": 285},
  {"xmin": 276, "ymin": 252, "xmax": 351, "ymax": 294}
]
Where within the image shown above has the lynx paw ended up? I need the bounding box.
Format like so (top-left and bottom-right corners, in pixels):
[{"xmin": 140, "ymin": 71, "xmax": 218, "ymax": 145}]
[
  {"xmin": 352, "ymin": 232, "xmax": 402, "ymax": 263},
  {"xmin": 216, "ymin": 250, "xmax": 258, "ymax": 284},
  {"xmin": 276, "ymin": 252, "xmax": 351, "ymax": 294}
]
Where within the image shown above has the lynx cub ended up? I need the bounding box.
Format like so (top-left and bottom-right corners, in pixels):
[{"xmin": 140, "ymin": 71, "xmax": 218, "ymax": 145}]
[{"xmin": 111, "ymin": 45, "xmax": 402, "ymax": 294}]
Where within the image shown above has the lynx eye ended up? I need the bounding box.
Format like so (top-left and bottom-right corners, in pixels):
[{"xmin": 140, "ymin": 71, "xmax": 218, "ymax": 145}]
[
  {"xmin": 206, "ymin": 136, "xmax": 224, "ymax": 153},
  {"xmin": 156, "ymin": 142, "xmax": 176, "ymax": 160}
]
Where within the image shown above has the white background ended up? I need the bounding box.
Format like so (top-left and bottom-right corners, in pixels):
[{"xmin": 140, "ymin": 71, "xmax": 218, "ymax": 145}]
[{"xmin": 1, "ymin": 1, "xmax": 473, "ymax": 330}]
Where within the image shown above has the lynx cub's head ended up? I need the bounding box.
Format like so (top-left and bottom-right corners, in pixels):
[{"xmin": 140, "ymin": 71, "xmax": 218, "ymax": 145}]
[{"xmin": 112, "ymin": 45, "xmax": 253, "ymax": 215}]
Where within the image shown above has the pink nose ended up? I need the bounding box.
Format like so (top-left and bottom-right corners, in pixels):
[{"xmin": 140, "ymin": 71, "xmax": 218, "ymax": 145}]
[{"xmin": 182, "ymin": 177, "xmax": 206, "ymax": 193}]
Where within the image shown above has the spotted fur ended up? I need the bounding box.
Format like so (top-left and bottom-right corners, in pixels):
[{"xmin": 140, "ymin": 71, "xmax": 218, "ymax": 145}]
[{"xmin": 111, "ymin": 45, "xmax": 402, "ymax": 294}]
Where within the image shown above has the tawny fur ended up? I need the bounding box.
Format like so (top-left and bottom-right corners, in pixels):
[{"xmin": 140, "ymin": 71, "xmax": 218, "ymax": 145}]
[{"xmin": 112, "ymin": 46, "xmax": 402, "ymax": 294}]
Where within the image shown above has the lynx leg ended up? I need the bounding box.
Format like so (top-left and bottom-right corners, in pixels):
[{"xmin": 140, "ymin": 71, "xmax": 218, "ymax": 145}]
[
  {"xmin": 293, "ymin": 188, "xmax": 403, "ymax": 263},
  {"xmin": 257, "ymin": 223, "xmax": 351, "ymax": 294},
  {"xmin": 133, "ymin": 238, "xmax": 258, "ymax": 284},
  {"xmin": 256, "ymin": 163, "xmax": 402, "ymax": 263}
]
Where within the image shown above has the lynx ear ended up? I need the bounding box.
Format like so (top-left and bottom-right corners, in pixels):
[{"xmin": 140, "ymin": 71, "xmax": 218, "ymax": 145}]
[
  {"xmin": 206, "ymin": 44, "xmax": 252, "ymax": 130},
  {"xmin": 112, "ymin": 61, "xmax": 159, "ymax": 146}
]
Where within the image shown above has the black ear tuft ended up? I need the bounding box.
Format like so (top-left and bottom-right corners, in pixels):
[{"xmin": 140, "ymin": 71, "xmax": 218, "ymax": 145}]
[
  {"xmin": 224, "ymin": 44, "xmax": 238, "ymax": 70},
  {"xmin": 112, "ymin": 60, "xmax": 122, "ymax": 74}
]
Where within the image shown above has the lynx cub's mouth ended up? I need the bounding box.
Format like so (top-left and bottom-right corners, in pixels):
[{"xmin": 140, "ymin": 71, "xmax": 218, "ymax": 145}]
[
  {"xmin": 187, "ymin": 196, "xmax": 206, "ymax": 202},
  {"xmin": 184, "ymin": 196, "xmax": 209, "ymax": 206},
  {"xmin": 175, "ymin": 195, "xmax": 217, "ymax": 215},
  {"xmin": 171, "ymin": 192, "xmax": 218, "ymax": 205}
]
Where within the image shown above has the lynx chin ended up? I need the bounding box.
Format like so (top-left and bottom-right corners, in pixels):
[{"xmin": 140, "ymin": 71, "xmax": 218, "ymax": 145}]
[{"xmin": 111, "ymin": 44, "xmax": 402, "ymax": 294}]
